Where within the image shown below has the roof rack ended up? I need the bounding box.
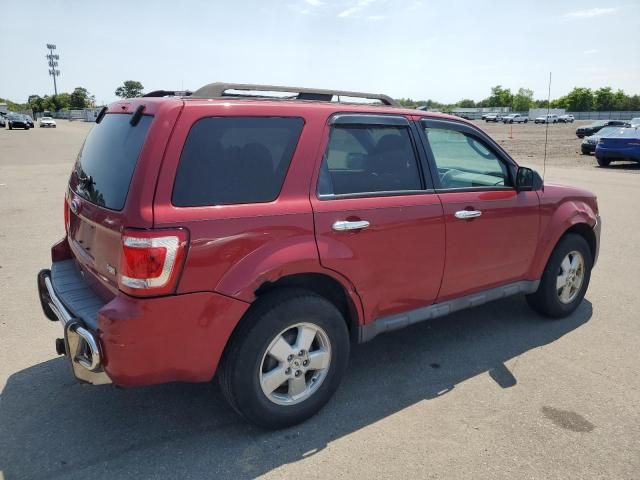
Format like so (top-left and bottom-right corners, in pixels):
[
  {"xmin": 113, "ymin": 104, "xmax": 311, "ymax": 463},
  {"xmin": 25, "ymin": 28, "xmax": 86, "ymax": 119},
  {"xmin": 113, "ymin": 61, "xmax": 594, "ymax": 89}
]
[
  {"xmin": 189, "ymin": 82, "xmax": 399, "ymax": 107},
  {"xmin": 143, "ymin": 90, "xmax": 192, "ymax": 98}
]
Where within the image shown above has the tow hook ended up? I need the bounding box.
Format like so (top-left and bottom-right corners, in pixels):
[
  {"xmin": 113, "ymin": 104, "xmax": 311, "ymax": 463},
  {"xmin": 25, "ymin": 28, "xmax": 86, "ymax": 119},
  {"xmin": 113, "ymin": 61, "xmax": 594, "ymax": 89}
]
[{"xmin": 55, "ymin": 338, "xmax": 66, "ymax": 356}]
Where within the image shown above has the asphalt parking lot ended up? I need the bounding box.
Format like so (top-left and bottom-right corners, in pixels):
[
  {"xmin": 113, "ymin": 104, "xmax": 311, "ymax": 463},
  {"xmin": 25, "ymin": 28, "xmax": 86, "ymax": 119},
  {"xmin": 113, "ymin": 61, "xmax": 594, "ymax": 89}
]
[{"xmin": 1, "ymin": 120, "xmax": 639, "ymax": 480}]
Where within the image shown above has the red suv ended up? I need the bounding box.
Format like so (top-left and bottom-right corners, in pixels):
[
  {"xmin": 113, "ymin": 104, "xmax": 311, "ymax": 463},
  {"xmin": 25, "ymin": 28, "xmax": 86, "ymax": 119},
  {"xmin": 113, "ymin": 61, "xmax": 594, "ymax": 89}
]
[{"xmin": 37, "ymin": 83, "xmax": 600, "ymax": 429}]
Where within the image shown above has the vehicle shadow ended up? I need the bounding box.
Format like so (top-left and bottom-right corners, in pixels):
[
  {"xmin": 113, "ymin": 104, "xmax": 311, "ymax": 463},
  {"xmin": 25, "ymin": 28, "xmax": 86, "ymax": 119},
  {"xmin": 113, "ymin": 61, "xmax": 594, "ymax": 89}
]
[{"xmin": 0, "ymin": 296, "xmax": 592, "ymax": 480}]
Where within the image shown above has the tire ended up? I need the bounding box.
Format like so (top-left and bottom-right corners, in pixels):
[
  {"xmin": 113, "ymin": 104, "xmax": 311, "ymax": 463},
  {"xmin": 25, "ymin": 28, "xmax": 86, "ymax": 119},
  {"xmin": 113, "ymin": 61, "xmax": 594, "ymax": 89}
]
[
  {"xmin": 524, "ymin": 119, "xmax": 528, "ymax": 123},
  {"xmin": 526, "ymin": 233, "xmax": 592, "ymax": 318},
  {"xmin": 596, "ymin": 156, "xmax": 610, "ymax": 167},
  {"xmin": 218, "ymin": 288, "xmax": 350, "ymax": 429},
  {"xmin": 8, "ymin": 124, "xmax": 12, "ymax": 130}
]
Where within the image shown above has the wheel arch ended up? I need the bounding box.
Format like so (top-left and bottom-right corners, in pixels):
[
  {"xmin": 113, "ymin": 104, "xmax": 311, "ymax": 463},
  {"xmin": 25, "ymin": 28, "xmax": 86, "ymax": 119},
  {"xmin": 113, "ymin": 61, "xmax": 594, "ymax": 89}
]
[{"xmin": 254, "ymin": 273, "xmax": 363, "ymax": 342}]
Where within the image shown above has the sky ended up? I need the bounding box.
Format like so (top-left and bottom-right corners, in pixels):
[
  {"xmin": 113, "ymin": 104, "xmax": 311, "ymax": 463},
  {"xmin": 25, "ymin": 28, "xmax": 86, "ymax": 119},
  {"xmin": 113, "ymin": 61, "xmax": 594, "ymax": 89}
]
[{"xmin": 1, "ymin": 0, "xmax": 639, "ymax": 105}]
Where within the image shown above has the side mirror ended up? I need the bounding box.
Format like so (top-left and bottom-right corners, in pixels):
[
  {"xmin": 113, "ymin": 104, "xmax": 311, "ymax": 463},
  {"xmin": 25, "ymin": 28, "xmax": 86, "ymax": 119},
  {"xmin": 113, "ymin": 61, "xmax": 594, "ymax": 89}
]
[{"xmin": 516, "ymin": 167, "xmax": 543, "ymax": 192}]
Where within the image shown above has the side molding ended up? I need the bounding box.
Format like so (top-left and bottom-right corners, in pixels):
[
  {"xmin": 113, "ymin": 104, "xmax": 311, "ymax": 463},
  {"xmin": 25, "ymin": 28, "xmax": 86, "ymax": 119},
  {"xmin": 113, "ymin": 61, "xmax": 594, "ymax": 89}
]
[{"xmin": 358, "ymin": 280, "xmax": 539, "ymax": 342}]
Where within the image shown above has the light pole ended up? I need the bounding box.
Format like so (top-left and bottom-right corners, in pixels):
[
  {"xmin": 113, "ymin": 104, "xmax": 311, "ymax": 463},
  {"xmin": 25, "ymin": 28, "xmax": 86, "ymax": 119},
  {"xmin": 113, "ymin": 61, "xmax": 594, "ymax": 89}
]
[{"xmin": 46, "ymin": 44, "xmax": 60, "ymax": 95}]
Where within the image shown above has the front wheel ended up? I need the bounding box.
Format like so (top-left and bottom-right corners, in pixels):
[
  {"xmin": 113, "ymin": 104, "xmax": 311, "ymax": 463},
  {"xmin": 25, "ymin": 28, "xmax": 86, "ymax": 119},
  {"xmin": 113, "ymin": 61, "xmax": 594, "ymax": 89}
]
[
  {"xmin": 526, "ymin": 233, "xmax": 592, "ymax": 318},
  {"xmin": 596, "ymin": 156, "xmax": 610, "ymax": 167},
  {"xmin": 219, "ymin": 289, "xmax": 350, "ymax": 429}
]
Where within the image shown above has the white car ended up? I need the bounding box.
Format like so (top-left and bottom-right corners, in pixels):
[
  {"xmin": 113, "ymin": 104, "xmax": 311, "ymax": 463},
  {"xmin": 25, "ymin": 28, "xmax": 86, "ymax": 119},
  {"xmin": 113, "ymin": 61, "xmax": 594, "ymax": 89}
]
[
  {"xmin": 558, "ymin": 114, "xmax": 575, "ymax": 123},
  {"xmin": 534, "ymin": 114, "xmax": 558, "ymax": 124},
  {"xmin": 39, "ymin": 117, "xmax": 57, "ymax": 128},
  {"xmin": 630, "ymin": 117, "xmax": 640, "ymax": 128}
]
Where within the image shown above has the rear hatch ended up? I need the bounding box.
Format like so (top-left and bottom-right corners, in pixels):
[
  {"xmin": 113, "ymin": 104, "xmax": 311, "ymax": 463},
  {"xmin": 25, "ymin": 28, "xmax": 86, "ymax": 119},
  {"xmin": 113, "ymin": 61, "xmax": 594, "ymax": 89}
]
[
  {"xmin": 598, "ymin": 129, "xmax": 640, "ymax": 150},
  {"xmin": 65, "ymin": 100, "xmax": 181, "ymax": 299}
]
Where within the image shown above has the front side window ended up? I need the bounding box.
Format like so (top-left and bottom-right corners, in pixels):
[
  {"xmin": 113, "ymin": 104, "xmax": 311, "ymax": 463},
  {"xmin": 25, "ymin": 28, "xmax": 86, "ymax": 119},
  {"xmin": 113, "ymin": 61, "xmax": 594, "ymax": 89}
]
[
  {"xmin": 318, "ymin": 125, "xmax": 422, "ymax": 196},
  {"xmin": 172, "ymin": 117, "xmax": 303, "ymax": 206},
  {"xmin": 424, "ymin": 126, "xmax": 511, "ymax": 189}
]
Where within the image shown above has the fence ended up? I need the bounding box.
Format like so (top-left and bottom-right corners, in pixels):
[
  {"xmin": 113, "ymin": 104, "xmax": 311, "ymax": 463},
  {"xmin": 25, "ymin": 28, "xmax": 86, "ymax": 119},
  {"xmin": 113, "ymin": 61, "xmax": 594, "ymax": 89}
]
[{"xmin": 566, "ymin": 111, "xmax": 640, "ymax": 121}]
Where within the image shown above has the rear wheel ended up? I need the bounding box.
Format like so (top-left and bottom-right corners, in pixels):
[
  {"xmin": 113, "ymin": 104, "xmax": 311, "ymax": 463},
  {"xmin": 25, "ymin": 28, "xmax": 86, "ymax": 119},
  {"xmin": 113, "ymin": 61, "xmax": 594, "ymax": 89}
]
[
  {"xmin": 596, "ymin": 156, "xmax": 611, "ymax": 167},
  {"xmin": 526, "ymin": 233, "xmax": 592, "ymax": 318},
  {"xmin": 218, "ymin": 289, "xmax": 350, "ymax": 429}
]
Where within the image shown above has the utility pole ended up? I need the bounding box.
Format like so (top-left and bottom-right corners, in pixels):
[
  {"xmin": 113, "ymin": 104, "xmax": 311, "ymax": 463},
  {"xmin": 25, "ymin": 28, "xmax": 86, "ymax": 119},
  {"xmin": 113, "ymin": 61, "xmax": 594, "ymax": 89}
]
[{"xmin": 46, "ymin": 44, "xmax": 60, "ymax": 95}]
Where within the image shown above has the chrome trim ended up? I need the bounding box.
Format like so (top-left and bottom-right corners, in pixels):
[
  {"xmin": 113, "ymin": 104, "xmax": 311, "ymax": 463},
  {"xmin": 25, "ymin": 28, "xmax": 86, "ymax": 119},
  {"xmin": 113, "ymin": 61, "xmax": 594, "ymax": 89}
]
[
  {"xmin": 74, "ymin": 326, "xmax": 102, "ymax": 371},
  {"xmin": 358, "ymin": 280, "xmax": 540, "ymax": 342},
  {"xmin": 44, "ymin": 275, "xmax": 72, "ymax": 326},
  {"xmin": 40, "ymin": 270, "xmax": 111, "ymax": 385},
  {"xmin": 455, "ymin": 210, "xmax": 482, "ymax": 219},
  {"xmin": 332, "ymin": 220, "xmax": 370, "ymax": 231}
]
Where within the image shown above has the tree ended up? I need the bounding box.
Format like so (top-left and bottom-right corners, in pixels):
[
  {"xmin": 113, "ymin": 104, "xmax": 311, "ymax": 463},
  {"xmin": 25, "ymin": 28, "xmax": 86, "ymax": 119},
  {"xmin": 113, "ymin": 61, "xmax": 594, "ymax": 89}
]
[
  {"xmin": 561, "ymin": 87, "xmax": 594, "ymax": 112},
  {"xmin": 485, "ymin": 85, "xmax": 513, "ymax": 107},
  {"xmin": 457, "ymin": 99, "xmax": 476, "ymax": 108},
  {"xmin": 43, "ymin": 93, "xmax": 71, "ymax": 112},
  {"xmin": 593, "ymin": 87, "xmax": 615, "ymax": 111},
  {"xmin": 115, "ymin": 80, "xmax": 144, "ymax": 98},
  {"xmin": 69, "ymin": 87, "xmax": 92, "ymax": 109},
  {"xmin": 512, "ymin": 88, "xmax": 533, "ymax": 112}
]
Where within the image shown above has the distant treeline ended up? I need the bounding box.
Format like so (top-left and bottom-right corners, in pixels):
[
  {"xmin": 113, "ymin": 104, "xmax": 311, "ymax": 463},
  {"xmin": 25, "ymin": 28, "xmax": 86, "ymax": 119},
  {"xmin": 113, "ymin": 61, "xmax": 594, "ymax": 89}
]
[{"xmin": 398, "ymin": 86, "xmax": 640, "ymax": 112}]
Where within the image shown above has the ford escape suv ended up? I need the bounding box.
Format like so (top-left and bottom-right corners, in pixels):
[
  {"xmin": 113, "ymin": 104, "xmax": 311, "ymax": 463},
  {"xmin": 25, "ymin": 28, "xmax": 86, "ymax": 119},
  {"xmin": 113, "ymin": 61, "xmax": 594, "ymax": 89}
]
[{"xmin": 37, "ymin": 83, "xmax": 601, "ymax": 429}]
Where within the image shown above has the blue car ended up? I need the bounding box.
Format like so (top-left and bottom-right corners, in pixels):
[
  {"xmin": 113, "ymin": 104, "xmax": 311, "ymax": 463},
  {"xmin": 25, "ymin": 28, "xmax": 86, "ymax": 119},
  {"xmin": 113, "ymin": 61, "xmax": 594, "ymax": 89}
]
[{"xmin": 595, "ymin": 128, "xmax": 640, "ymax": 167}]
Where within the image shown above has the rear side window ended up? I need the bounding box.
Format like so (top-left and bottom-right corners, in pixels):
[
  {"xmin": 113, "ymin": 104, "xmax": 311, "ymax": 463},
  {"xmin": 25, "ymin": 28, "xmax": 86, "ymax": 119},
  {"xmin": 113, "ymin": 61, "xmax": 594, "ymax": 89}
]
[
  {"xmin": 318, "ymin": 126, "xmax": 422, "ymax": 196},
  {"xmin": 172, "ymin": 117, "xmax": 304, "ymax": 206},
  {"xmin": 72, "ymin": 113, "xmax": 152, "ymax": 210}
]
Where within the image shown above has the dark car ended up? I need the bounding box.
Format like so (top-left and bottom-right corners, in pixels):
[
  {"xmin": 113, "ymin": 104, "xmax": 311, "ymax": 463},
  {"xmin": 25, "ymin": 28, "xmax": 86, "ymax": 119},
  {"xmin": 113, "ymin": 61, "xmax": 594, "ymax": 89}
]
[
  {"xmin": 580, "ymin": 126, "xmax": 624, "ymax": 155},
  {"xmin": 576, "ymin": 120, "xmax": 629, "ymax": 138},
  {"xmin": 595, "ymin": 128, "xmax": 640, "ymax": 166},
  {"xmin": 6, "ymin": 113, "xmax": 31, "ymax": 130},
  {"xmin": 24, "ymin": 115, "xmax": 35, "ymax": 128},
  {"xmin": 36, "ymin": 82, "xmax": 600, "ymax": 429}
]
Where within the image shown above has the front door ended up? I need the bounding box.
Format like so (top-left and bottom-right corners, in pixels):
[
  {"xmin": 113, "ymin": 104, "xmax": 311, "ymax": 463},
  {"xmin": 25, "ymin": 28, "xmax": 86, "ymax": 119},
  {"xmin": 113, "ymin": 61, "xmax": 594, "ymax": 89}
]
[
  {"xmin": 419, "ymin": 118, "xmax": 540, "ymax": 301},
  {"xmin": 311, "ymin": 114, "xmax": 446, "ymax": 323}
]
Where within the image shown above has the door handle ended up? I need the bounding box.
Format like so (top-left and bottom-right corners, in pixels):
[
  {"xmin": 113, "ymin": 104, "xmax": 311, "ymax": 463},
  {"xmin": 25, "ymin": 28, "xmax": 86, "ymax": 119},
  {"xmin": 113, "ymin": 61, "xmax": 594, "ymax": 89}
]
[
  {"xmin": 332, "ymin": 220, "xmax": 370, "ymax": 231},
  {"xmin": 454, "ymin": 210, "xmax": 482, "ymax": 220}
]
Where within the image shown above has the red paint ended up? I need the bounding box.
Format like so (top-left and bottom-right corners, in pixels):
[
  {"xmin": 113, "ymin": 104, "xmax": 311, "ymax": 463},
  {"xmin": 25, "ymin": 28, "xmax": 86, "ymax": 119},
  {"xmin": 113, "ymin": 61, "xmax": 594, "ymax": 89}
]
[{"xmin": 43, "ymin": 97, "xmax": 599, "ymax": 387}]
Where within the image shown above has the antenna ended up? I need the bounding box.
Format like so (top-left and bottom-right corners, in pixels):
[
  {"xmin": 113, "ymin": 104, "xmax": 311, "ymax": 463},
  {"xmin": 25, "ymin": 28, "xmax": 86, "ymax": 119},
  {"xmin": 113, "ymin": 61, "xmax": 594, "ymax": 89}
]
[{"xmin": 542, "ymin": 72, "xmax": 552, "ymax": 180}]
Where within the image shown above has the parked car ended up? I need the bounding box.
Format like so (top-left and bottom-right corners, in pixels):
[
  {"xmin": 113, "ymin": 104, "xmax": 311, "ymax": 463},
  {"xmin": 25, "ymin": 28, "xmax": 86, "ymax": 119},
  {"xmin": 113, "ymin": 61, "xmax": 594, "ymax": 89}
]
[
  {"xmin": 595, "ymin": 128, "xmax": 640, "ymax": 166},
  {"xmin": 576, "ymin": 120, "xmax": 629, "ymax": 138},
  {"xmin": 485, "ymin": 113, "xmax": 501, "ymax": 122},
  {"xmin": 630, "ymin": 117, "xmax": 640, "ymax": 128},
  {"xmin": 37, "ymin": 82, "xmax": 601, "ymax": 429},
  {"xmin": 502, "ymin": 114, "xmax": 529, "ymax": 124},
  {"xmin": 534, "ymin": 114, "xmax": 559, "ymax": 124},
  {"xmin": 580, "ymin": 126, "xmax": 623, "ymax": 155},
  {"xmin": 558, "ymin": 114, "xmax": 575, "ymax": 123},
  {"xmin": 39, "ymin": 116, "xmax": 57, "ymax": 128},
  {"xmin": 6, "ymin": 113, "xmax": 30, "ymax": 130}
]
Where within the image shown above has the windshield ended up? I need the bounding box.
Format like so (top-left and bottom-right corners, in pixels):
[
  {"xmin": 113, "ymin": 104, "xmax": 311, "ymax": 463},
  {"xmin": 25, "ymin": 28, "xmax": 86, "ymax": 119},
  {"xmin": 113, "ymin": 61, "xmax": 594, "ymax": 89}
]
[{"xmin": 71, "ymin": 113, "xmax": 153, "ymax": 210}]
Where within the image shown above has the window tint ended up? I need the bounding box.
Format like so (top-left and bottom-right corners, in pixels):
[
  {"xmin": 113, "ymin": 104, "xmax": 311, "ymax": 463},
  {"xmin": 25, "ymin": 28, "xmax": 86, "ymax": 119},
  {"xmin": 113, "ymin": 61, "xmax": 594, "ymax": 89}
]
[
  {"xmin": 424, "ymin": 127, "xmax": 511, "ymax": 189},
  {"xmin": 172, "ymin": 117, "xmax": 303, "ymax": 206},
  {"xmin": 318, "ymin": 126, "xmax": 422, "ymax": 196},
  {"xmin": 72, "ymin": 113, "xmax": 153, "ymax": 210}
]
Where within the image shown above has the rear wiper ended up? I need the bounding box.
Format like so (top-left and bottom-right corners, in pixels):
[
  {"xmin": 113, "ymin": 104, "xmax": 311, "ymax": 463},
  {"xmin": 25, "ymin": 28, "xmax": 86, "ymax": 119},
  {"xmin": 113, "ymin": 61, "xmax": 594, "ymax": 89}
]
[{"xmin": 77, "ymin": 173, "xmax": 95, "ymax": 190}]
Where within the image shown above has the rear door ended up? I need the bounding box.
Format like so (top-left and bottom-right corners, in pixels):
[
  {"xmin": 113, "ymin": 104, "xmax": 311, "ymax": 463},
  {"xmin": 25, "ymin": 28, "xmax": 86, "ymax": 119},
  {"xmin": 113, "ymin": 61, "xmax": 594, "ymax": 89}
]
[
  {"xmin": 418, "ymin": 118, "xmax": 539, "ymax": 301},
  {"xmin": 66, "ymin": 100, "xmax": 182, "ymax": 296},
  {"xmin": 311, "ymin": 114, "xmax": 445, "ymax": 323}
]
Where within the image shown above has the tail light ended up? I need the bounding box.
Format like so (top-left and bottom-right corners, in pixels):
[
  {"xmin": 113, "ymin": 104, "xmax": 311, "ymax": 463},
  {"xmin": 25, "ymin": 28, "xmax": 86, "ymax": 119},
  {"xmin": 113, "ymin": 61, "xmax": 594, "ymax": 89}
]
[
  {"xmin": 64, "ymin": 196, "xmax": 70, "ymax": 232},
  {"xmin": 118, "ymin": 228, "xmax": 189, "ymax": 297}
]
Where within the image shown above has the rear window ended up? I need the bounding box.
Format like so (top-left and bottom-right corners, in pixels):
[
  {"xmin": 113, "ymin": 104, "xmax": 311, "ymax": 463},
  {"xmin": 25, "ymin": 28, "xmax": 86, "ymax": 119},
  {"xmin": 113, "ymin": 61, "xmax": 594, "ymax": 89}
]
[
  {"xmin": 72, "ymin": 113, "xmax": 152, "ymax": 210},
  {"xmin": 172, "ymin": 117, "xmax": 304, "ymax": 206}
]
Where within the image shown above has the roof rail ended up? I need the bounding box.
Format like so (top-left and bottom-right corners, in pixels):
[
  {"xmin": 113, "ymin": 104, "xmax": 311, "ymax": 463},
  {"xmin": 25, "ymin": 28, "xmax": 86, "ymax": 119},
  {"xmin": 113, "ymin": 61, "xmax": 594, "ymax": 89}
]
[
  {"xmin": 190, "ymin": 82, "xmax": 399, "ymax": 107},
  {"xmin": 143, "ymin": 90, "xmax": 192, "ymax": 98}
]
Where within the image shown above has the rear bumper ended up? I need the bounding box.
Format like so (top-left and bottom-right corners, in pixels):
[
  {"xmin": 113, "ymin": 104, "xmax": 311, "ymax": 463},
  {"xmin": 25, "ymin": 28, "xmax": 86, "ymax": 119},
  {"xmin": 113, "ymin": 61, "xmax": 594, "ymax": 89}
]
[
  {"xmin": 595, "ymin": 147, "xmax": 640, "ymax": 162},
  {"xmin": 38, "ymin": 260, "xmax": 250, "ymax": 387}
]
